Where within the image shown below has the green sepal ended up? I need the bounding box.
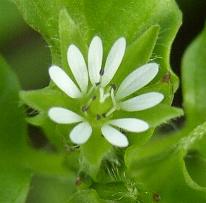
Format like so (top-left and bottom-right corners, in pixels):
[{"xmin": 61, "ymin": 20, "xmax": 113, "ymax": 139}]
[
  {"xmin": 80, "ymin": 128, "xmax": 112, "ymax": 180},
  {"xmin": 59, "ymin": 8, "xmax": 88, "ymax": 74},
  {"xmin": 113, "ymin": 25, "xmax": 160, "ymax": 84}
]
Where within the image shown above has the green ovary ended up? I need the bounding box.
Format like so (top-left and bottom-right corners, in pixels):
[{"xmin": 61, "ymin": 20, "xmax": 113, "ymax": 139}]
[{"xmin": 89, "ymin": 97, "xmax": 113, "ymax": 116}]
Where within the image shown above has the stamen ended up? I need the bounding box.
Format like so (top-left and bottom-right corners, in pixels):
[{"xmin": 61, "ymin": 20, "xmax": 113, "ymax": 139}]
[
  {"xmin": 96, "ymin": 114, "xmax": 101, "ymax": 120},
  {"xmin": 82, "ymin": 105, "xmax": 89, "ymax": 112},
  {"xmin": 103, "ymin": 93, "xmax": 110, "ymax": 101},
  {"xmin": 87, "ymin": 97, "xmax": 95, "ymax": 106},
  {"xmin": 87, "ymin": 85, "xmax": 96, "ymax": 97},
  {"xmin": 99, "ymin": 68, "xmax": 104, "ymax": 76},
  {"xmin": 100, "ymin": 87, "xmax": 111, "ymax": 103},
  {"xmin": 95, "ymin": 82, "xmax": 101, "ymax": 86},
  {"xmin": 105, "ymin": 106, "xmax": 117, "ymax": 117},
  {"xmin": 99, "ymin": 87, "xmax": 104, "ymax": 103},
  {"xmin": 110, "ymin": 84, "xmax": 117, "ymax": 91},
  {"xmin": 120, "ymin": 128, "xmax": 126, "ymax": 134},
  {"xmin": 75, "ymin": 176, "xmax": 81, "ymax": 186},
  {"xmin": 82, "ymin": 95, "xmax": 96, "ymax": 112},
  {"xmin": 92, "ymin": 95, "xmax": 97, "ymax": 101},
  {"xmin": 111, "ymin": 88, "xmax": 117, "ymax": 107}
]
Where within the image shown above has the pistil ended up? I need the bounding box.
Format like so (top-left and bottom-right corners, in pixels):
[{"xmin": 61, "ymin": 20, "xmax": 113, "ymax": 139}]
[{"xmin": 87, "ymin": 85, "xmax": 96, "ymax": 97}]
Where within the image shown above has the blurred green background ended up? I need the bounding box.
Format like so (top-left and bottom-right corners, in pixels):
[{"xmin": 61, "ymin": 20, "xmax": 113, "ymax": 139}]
[
  {"xmin": 0, "ymin": 0, "xmax": 50, "ymax": 90},
  {"xmin": 0, "ymin": 0, "xmax": 206, "ymax": 202}
]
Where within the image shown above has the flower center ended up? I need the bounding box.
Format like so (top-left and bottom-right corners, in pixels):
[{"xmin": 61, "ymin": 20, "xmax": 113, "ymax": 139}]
[{"xmin": 81, "ymin": 84, "xmax": 119, "ymax": 122}]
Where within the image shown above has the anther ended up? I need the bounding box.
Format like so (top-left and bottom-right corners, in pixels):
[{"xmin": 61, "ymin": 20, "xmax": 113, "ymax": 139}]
[
  {"xmin": 95, "ymin": 82, "xmax": 101, "ymax": 86},
  {"xmin": 65, "ymin": 144, "xmax": 80, "ymax": 152},
  {"xmin": 92, "ymin": 95, "xmax": 97, "ymax": 101},
  {"xmin": 81, "ymin": 105, "xmax": 89, "ymax": 112},
  {"xmin": 153, "ymin": 193, "xmax": 161, "ymax": 202},
  {"xmin": 110, "ymin": 84, "xmax": 117, "ymax": 91},
  {"xmin": 96, "ymin": 114, "xmax": 101, "ymax": 120},
  {"xmin": 105, "ymin": 106, "xmax": 116, "ymax": 117},
  {"xmin": 99, "ymin": 87, "xmax": 105, "ymax": 103},
  {"xmin": 111, "ymin": 88, "xmax": 117, "ymax": 107},
  {"xmin": 120, "ymin": 128, "xmax": 126, "ymax": 134},
  {"xmin": 99, "ymin": 68, "xmax": 104, "ymax": 76},
  {"xmin": 75, "ymin": 176, "xmax": 81, "ymax": 186}
]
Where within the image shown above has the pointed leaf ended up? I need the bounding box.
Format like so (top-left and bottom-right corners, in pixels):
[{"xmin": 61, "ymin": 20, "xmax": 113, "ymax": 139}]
[
  {"xmin": 182, "ymin": 25, "xmax": 206, "ymax": 128},
  {"xmin": 0, "ymin": 56, "xmax": 32, "ymax": 202}
]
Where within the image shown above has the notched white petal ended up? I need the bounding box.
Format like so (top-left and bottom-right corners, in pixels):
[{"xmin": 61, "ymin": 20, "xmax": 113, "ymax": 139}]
[
  {"xmin": 101, "ymin": 124, "xmax": 128, "ymax": 147},
  {"xmin": 69, "ymin": 122, "xmax": 92, "ymax": 144},
  {"xmin": 49, "ymin": 65, "xmax": 81, "ymax": 98},
  {"xmin": 109, "ymin": 118, "xmax": 149, "ymax": 133},
  {"xmin": 116, "ymin": 63, "xmax": 159, "ymax": 100},
  {"xmin": 120, "ymin": 92, "xmax": 164, "ymax": 112},
  {"xmin": 101, "ymin": 37, "xmax": 126, "ymax": 87},
  {"xmin": 48, "ymin": 107, "xmax": 83, "ymax": 124},
  {"xmin": 88, "ymin": 36, "xmax": 103, "ymax": 85},
  {"xmin": 67, "ymin": 45, "xmax": 88, "ymax": 93}
]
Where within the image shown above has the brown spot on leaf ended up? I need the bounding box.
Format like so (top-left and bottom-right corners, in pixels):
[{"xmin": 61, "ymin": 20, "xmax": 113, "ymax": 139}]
[
  {"xmin": 153, "ymin": 192, "xmax": 161, "ymax": 202},
  {"xmin": 162, "ymin": 72, "xmax": 171, "ymax": 83},
  {"xmin": 75, "ymin": 176, "xmax": 81, "ymax": 186}
]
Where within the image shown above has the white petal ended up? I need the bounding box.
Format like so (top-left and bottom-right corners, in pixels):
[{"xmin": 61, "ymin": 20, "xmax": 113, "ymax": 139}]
[
  {"xmin": 67, "ymin": 45, "xmax": 88, "ymax": 93},
  {"xmin": 101, "ymin": 37, "xmax": 126, "ymax": 87},
  {"xmin": 109, "ymin": 118, "xmax": 149, "ymax": 133},
  {"xmin": 88, "ymin": 36, "xmax": 103, "ymax": 85},
  {"xmin": 49, "ymin": 65, "xmax": 81, "ymax": 98},
  {"xmin": 116, "ymin": 63, "xmax": 159, "ymax": 100},
  {"xmin": 101, "ymin": 124, "xmax": 128, "ymax": 147},
  {"xmin": 69, "ymin": 122, "xmax": 92, "ymax": 144},
  {"xmin": 120, "ymin": 92, "xmax": 164, "ymax": 112},
  {"xmin": 48, "ymin": 107, "xmax": 83, "ymax": 124}
]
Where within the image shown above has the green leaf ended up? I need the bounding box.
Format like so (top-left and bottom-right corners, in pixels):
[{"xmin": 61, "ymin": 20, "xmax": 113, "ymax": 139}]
[
  {"xmin": 0, "ymin": 57, "xmax": 27, "ymax": 154},
  {"xmin": 59, "ymin": 8, "xmax": 88, "ymax": 73},
  {"xmin": 12, "ymin": 0, "xmax": 62, "ymax": 63},
  {"xmin": 182, "ymin": 25, "xmax": 206, "ymax": 128},
  {"xmin": 0, "ymin": 166, "xmax": 31, "ymax": 203},
  {"xmin": 68, "ymin": 189, "xmax": 110, "ymax": 203},
  {"xmin": 80, "ymin": 129, "xmax": 111, "ymax": 179},
  {"xmin": 115, "ymin": 104, "xmax": 183, "ymax": 145},
  {"xmin": 0, "ymin": 56, "xmax": 32, "ymax": 202},
  {"xmin": 7, "ymin": 36, "xmax": 50, "ymax": 90},
  {"xmin": 0, "ymin": 0, "xmax": 25, "ymax": 46},
  {"xmin": 125, "ymin": 122, "xmax": 206, "ymax": 203},
  {"xmin": 27, "ymin": 175, "xmax": 75, "ymax": 203},
  {"xmin": 184, "ymin": 122, "xmax": 206, "ymax": 188},
  {"xmin": 20, "ymin": 88, "xmax": 79, "ymax": 112},
  {"xmin": 20, "ymin": 88, "xmax": 80, "ymax": 149},
  {"xmin": 117, "ymin": 104, "xmax": 183, "ymax": 128},
  {"xmin": 93, "ymin": 180, "xmax": 153, "ymax": 203},
  {"xmin": 112, "ymin": 25, "xmax": 160, "ymax": 84}
]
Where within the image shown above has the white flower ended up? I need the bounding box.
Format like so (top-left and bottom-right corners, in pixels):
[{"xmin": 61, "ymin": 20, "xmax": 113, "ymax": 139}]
[{"xmin": 48, "ymin": 36, "xmax": 164, "ymax": 148}]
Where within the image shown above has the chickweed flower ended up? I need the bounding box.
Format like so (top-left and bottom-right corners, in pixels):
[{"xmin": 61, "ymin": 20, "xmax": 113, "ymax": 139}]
[{"xmin": 48, "ymin": 36, "xmax": 164, "ymax": 147}]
